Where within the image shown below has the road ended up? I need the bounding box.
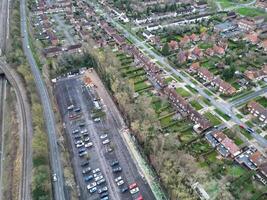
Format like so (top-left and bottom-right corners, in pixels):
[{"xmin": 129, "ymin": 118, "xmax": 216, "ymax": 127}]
[
  {"xmin": 0, "ymin": 0, "xmax": 9, "ymax": 54},
  {"xmin": 0, "ymin": 59, "xmax": 33, "ymax": 200},
  {"xmin": 93, "ymin": 2, "xmax": 267, "ymax": 148},
  {"xmin": 231, "ymin": 87, "xmax": 267, "ymax": 107},
  {"xmin": 0, "ymin": 75, "xmax": 6, "ymax": 200},
  {"xmin": 20, "ymin": 0, "xmax": 66, "ymax": 199}
]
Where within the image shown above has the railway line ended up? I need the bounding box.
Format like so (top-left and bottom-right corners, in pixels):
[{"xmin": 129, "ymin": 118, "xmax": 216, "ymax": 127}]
[
  {"xmin": 0, "ymin": 59, "xmax": 32, "ymax": 200},
  {"xmin": 0, "ymin": 0, "xmax": 9, "ymax": 54}
]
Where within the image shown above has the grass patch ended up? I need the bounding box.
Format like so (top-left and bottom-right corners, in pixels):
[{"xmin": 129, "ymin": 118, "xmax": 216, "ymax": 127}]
[
  {"xmin": 190, "ymin": 100, "xmax": 203, "ymax": 110},
  {"xmin": 204, "ymin": 112, "xmax": 222, "ymax": 126},
  {"xmin": 214, "ymin": 109, "xmax": 230, "ymax": 121},
  {"xmin": 176, "ymin": 87, "xmax": 191, "ymax": 98},
  {"xmin": 185, "ymin": 85, "xmax": 198, "ymax": 94},
  {"xmin": 236, "ymin": 7, "xmax": 267, "ymax": 17},
  {"xmin": 204, "ymin": 89, "xmax": 213, "ymax": 96}
]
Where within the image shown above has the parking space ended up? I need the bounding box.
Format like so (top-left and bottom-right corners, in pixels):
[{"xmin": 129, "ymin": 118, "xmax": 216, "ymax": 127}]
[{"xmin": 54, "ymin": 74, "xmax": 155, "ymax": 200}]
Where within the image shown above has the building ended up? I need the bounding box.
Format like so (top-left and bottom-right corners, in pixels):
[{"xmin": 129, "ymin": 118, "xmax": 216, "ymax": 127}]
[
  {"xmin": 247, "ymin": 101, "xmax": 267, "ymax": 124},
  {"xmin": 244, "ymin": 65, "xmax": 267, "ymax": 80},
  {"xmin": 197, "ymin": 67, "xmax": 214, "ymax": 82},
  {"xmin": 237, "ymin": 18, "xmax": 257, "ymax": 32},
  {"xmin": 211, "ymin": 77, "xmax": 236, "ymax": 95},
  {"xmin": 244, "ymin": 32, "xmax": 259, "ymax": 44}
]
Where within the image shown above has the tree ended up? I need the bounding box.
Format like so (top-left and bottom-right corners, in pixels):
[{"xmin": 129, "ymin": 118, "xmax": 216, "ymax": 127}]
[
  {"xmin": 162, "ymin": 43, "xmax": 170, "ymax": 56},
  {"xmin": 222, "ymin": 66, "xmax": 236, "ymax": 80}
]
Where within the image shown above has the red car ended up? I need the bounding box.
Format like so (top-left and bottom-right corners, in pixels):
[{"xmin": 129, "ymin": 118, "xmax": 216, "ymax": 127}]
[
  {"xmin": 129, "ymin": 182, "xmax": 137, "ymax": 190},
  {"xmin": 135, "ymin": 195, "xmax": 143, "ymax": 200}
]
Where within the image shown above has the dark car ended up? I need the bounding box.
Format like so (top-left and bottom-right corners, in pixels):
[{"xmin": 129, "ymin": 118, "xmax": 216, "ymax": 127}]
[
  {"xmin": 74, "ymin": 135, "xmax": 82, "ymax": 139},
  {"xmin": 110, "ymin": 160, "xmax": 119, "ymax": 167},
  {"xmin": 100, "ymin": 192, "xmax": 108, "ymax": 198},
  {"xmin": 74, "ymin": 107, "xmax": 81, "ymax": 112},
  {"xmin": 121, "ymin": 187, "xmax": 128, "ymax": 193},
  {"xmin": 112, "ymin": 167, "xmax": 122, "ymax": 173},
  {"xmin": 78, "ymin": 148, "xmax": 86, "ymax": 153},
  {"xmin": 84, "ymin": 175, "xmax": 93, "ymax": 182},
  {"xmin": 97, "ymin": 178, "xmax": 106, "ymax": 185},
  {"xmin": 81, "ymin": 160, "xmax": 89, "ymax": 167}
]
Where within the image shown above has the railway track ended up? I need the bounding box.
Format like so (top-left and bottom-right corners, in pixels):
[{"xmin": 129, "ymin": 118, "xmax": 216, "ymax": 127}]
[
  {"xmin": 0, "ymin": 59, "xmax": 32, "ymax": 200},
  {"xmin": 0, "ymin": 0, "xmax": 9, "ymax": 54}
]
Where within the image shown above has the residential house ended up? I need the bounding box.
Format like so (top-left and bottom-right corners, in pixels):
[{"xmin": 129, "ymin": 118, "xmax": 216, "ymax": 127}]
[
  {"xmin": 211, "ymin": 77, "xmax": 236, "ymax": 95},
  {"xmin": 47, "ymin": 30, "xmax": 58, "ymax": 46},
  {"xmin": 205, "ymin": 48, "xmax": 214, "ymax": 56},
  {"xmin": 212, "ymin": 131, "xmax": 241, "ymax": 158},
  {"xmin": 237, "ymin": 18, "xmax": 257, "ymax": 32},
  {"xmin": 260, "ymin": 39, "xmax": 267, "ymax": 51},
  {"xmin": 247, "ymin": 101, "xmax": 267, "ymax": 124},
  {"xmin": 168, "ymin": 40, "xmax": 179, "ymax": 51},
  {"xmin": 179, "ymin": 35, "xmax": 191, "ymax": 46},
  {"xmin": 197, "ymin": 67, "xmax": 214, "ymax": 82},
  {"xmin": 256, "ymin": 0, "xmax": 267, "ymax": 11},
  {"xmin": 189, "ymin": 62, "xmax": 200, "ymax": 73},
  {"xmin": 177, "ymin": 51, "xmax": 189, "ymax": 63},
  {"xmin": 213, "ymin": 44, "xmax": 225, "ymax": 55},
  {"xmin": 191, "ymin": 46, "xmax": 203, "ymax": 59},
  {"xmin": 190, "ymin": 33, "xmax": 200, "ymax": 42},
  {"xmin": 244, "ymin": 65, "xmax": 267, "ymax": 80},
  {"xmin": 143, "ymin": 30, "xmax": 154, "ymax": 40},
  {"xmin": 43, "ymin": 46, "xmax": 62, "ymax": 57},
  {"xmin": 244, "ymin": 32, "xmax": 259, "ymax": 44}
]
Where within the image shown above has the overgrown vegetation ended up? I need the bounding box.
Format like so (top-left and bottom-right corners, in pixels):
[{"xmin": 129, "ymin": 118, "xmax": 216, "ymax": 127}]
[{"xmin": 7, "ymin": 0, "xmax": 51, "ymax": 199}]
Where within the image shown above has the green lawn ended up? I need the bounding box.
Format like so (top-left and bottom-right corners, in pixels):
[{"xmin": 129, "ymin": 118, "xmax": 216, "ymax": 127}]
[
  {"xmin": 204, "ymin": 112, "xmax": 222, "ymax": 126},
  {"xmin": 236, "ymin": 7, "xmax": 267, "ymax": 17},
  {"xmin": 204, "ymin": 89, "xmax": 213, "ymax": 96},
  {"xmin": 190, "ymin": 100, "xmax": 203, "ymax": 110},
  {"xmin": 256, "ymin": 96, "xmax": 267, "ymax": 108},
  {"xmin": 165, "ymin": 77, "xmax": 175, "ymax": 83},
  {"xmin": 176, "ymin": 87, "xmax": 191, "ymax": 98},
  {"xmin": 134, "ymin": 81, "xmax": 151, "ymax": 92},
  {"xmin": 185, "ymin": 85, "xmax": 198, "ymax": 94},
  {"xmin": 214, "ymin": 109, "xmax": 231, "ymax": 121}
]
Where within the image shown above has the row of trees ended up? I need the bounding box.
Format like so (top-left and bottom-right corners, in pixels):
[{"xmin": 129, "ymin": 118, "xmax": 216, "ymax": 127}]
[{"xmin": 7, "ymin": 0, "xmax": 51, "ymax": 199}]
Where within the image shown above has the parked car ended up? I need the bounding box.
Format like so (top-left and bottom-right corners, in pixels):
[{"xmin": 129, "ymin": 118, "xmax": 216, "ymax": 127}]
[
  {"xmin": 78, "ymin": 147, "xmax": 86, "ymax": 153},
  {"xmin": 74, "ymin": 107, "xmax": 81, "ymax": 112},
  {"xmin": 112, "ymin": 167, "xmax": 122, "ymax": 173},
  {"xmin": 129, "ymin": 182, "xmax": 137, "ymax": 190},
  {"xmin": 75, "ymin": 140, "xmax": 83, "ymax": 145},
  {"xmin": 100, "ymin": 192, "xmax": 108, "ymax": 198},
  {"xmin": 115, "ymin": 176, "xmax": 122, "ymax": 182},
  {"xmin": 84, "ymin": 137, "xmax": 90, "ymax": 142},
  {"xmin": 84, "ymin": 175, "xmax": 93, "ymax": 182},
  {"xmin": 93, "ymin": 172, "xmax": 102, "ymax": 178},
  {"xmin": 82, "ymin": 167, "xmax": 91, "ymax": 174},
  {"xmin": 100, "ymin": 134, "xmax": 108, "ymax": 139},
  {"xmin": 89, "ymin": 187, "xmax": 97, "ymax": 193},
  {"xmin": 100, "ymin": 197, "xmax": 109, "ymax": 200},
  {"xmin": 95, "ymin": 175, "xmax": 103, "ymax": 182},
  {"xmin": 135, "ymin": 195, "xmax": 143, "ymax": 200},
  {"xmin": 110, "ymin": 160, "xmax": 119, "ymax": 167},
  {"xmin": 74, "ymin": 135, "xmax": 82, "ymax": 139},
  {"xmin": 97, "ymin": 178, "xmax": 106, "ymax": 185},
  {"xmin": 76, "ymin": 142, "xmax": 84, "ymax": 148},
  {"xmin": 85, "ymin": 142, "xmax": 93, "ymax": 148},
  {"xmin": 79, "ymin": 151, "xmax": 87, "ymax": 157},
  {"xmin": 67, "ymin": 105, "xmax": 74, "ymax": 110},
  {"xmin": 117, "ymin": 180, "xmax": 124, "ymax": 186},
  {"xmin": 102, "ymin": 139, "xmax": 110, "ymax": 145},
  {"xmin": 87, "ymin": 182, "xmax": 97, "ymax": 190},
  {"xmin": 121, "ymin": 187, "xmax": 128, "ymax": 193},
  {"xmin": 72, "ymin": 129, "xmax": 79, "ymax": 134},
  {"xmin": 130, "ymin": 187, "xmax": 139, "ymax": 194},
  {"xmin": 93, "ymin": 117, "xmax": 101, "ymax": 122},
  {"xmin": 81, "ymin": 160, "xmax": 89, "ymax": 167},
  {"xmin": 92, "ymin": 168, "xmax": 100, "ymax": 174},
  {"xmin": 98, "ymin": 186, "xmax": 108, "ymax": 194},
  {"xmin": 81, "ymin": 129, "xmax": 88, "ymax": 134}
]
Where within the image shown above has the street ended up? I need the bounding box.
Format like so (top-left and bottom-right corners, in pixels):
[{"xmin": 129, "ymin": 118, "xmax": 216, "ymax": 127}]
[
  {"xmin": 54, "ymin": 73, "xmax": 156, "ymax": 200},
  {"xmin": 20, "ymin": 0, "xmax": 66, "ymax": 199}
]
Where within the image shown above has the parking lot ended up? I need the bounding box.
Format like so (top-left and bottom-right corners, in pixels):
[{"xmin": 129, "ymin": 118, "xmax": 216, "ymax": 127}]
[{"xmin": 54, "ymin": 72, "xmax": 156, "ymax": 200}]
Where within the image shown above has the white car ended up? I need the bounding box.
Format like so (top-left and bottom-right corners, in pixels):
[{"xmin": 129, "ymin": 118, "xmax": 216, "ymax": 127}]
[
  {"xmin": 115, "ymin": 176, "xmax": 122, "ymax": 182},
  {"xmin": 75, "ymin": 140, "xmax": 83, "ymax": 145},
  {"xmin": 92, "ymin": 168, "xmax": 100, "ymax": 174},
  {"xmin": 102, "ymin": 139, "xmax": 110, "ymax": 145},
  {"xmin": 87, "ymin": 182, "xmax": 97, "ymax": 190},
  {"xmin": 94, "ymin": 175, "xmax": 103, "ymax": 182},
  {"xmin": 100, "ymin": 134, "xmax": 108, "ymax": 139},
  {"xmin": 76, "ymin": 142, "xmax": 84, "ymax": 148},
  {"xmin": 52, "ymin": 173, "xmax": 57, "ymax": 182},
  {"xmin": 93, "ymin": 117, "xmax": 101, "ymax": 122},
  {"xmin": 81, "ymin": 129, "xmax": 88, "ymax": 134},
  {"xmin": 93, "ymin": 172, "xmax": 102, "ymax": 178},
  {"xmin": 84, "ymin": 137, "xmax": 90, "ymax": 142},
  {"xmin": 130, "ymin": 187, "xmax": 139, "ymax": 194},
  {"xmin": 85, "ymin": 142, "xmax": 93, "ymax": 148},
  {"xmin": 117, "ymin": 180, "xmax": 124, "ymax": 186}
]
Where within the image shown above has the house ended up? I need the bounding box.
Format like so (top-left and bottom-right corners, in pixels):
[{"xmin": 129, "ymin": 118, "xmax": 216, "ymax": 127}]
[
  {"xmin": 200, "ymin": 32, "xmax": 208, "ymax": 41},
  {"xmin": 247, "ymin": 101, "xmax": 267, "ymax": 124},
  {"xmin": 168, "ymin": 40, "xmax": 178, "ymax": 51},
  {"xmin": 190, "ymin": 33, "xmax": 199, "ymax": 42},
  {"xmin": 205, "ymin": 48, "xmax": 214, "ymax": 56},
  {"xmin": 179, "ymin": 35, "xmax": 191, "ymax": 46},
  {"xmin": 244, "ymin": 65, "xmax": 267, "ymax": 80},
  {"xmin": 259, "ymin": 162, "xmax": 267, "ymax": 179},
  {"xmin": 43, "ymin": 46, "xmax": 62, "ymax": 57},
  {"xmin": 47, "ymin": 30, "xmax": 58, "ymax": 46},
  {"xmin": 112, "ymin": 34, "xmax": 125, "ymax": 46},
  {"xmin": 189, "ymin": 62, "xmax": 200, "ymax": 73},
  {"xmin": 197, "ymin": 67, "xmax": 214, "ymax": 82},
  {"xmin": 244, "ymin": 32, "xmax": 259, "ymax": 44},
  {"xmin": 260, "ymin": 39, "xmax": 267, "ymax": 51},
  {"xmin": 191, "ymin": 46, "xmax": 203, "ymax": 58},
  {"xmin": 235, "ymin": 147, "xmax": 258, "ymax": 170},
  {"xmin": 177, "ymin": 51, "xmax": 189, "ymax": 63},
  {"xmin": 256, "ymin": 0, "xmax": 267, "ymax": 11},
  {"xmin": 211, "ymin": 77, "xmax": 236, "ymax": 95},
  {"xmin": 237, "ymin": 18, "xmax": 257, "ymax": 32},
  {"xmin": 212, "ymin": 132, "xmax": 241, "ymax": 158},
  {"xmin": 143, "ymin": 30, "xmax": 154, "ymax": 40},
  {"xmin": 66, "ymin": 43, "xmax": 82, "ymax": 54},
  {"xmin": 213, "ymin": 44, "xmax": 225, "ymax": 55}
]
